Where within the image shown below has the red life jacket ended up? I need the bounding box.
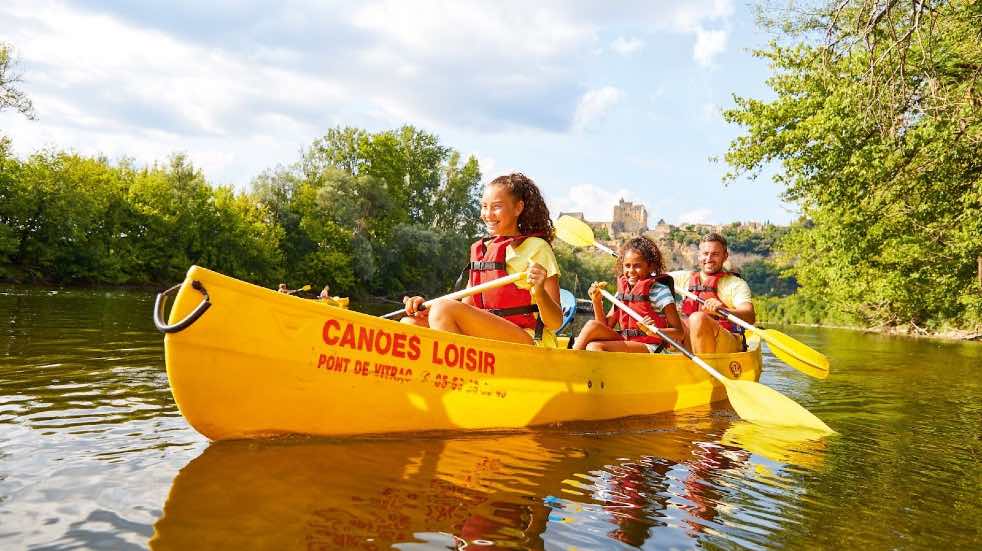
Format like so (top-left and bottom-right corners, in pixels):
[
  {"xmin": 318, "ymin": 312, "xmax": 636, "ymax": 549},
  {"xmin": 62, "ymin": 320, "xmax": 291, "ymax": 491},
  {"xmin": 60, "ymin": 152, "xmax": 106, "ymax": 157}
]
[
  {"xmin": 680, "ymin": 271, "xmax": 739, "ymax": 333},
  {"xmin": 614, "ymin": 274, "xmax": 670, "ymax": 345},
  {"xmin": 468, "ymin": 235, "xmax": 544, "ymax": 329}
]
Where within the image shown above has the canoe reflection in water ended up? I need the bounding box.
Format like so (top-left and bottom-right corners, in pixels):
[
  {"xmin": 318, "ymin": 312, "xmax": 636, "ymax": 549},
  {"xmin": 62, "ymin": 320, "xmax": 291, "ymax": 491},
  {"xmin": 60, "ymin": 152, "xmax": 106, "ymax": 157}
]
[{"xmin": 149, "ymin": 413, "xmax": 828, "ymax": 550}]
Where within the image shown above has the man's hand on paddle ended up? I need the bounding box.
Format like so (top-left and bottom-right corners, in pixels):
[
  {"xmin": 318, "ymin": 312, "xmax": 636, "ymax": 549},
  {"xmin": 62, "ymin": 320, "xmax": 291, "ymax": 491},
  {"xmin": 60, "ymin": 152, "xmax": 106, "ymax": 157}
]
[{"xmin": 700, "ymin": 297, "xmax": 725, "ymax": 315}]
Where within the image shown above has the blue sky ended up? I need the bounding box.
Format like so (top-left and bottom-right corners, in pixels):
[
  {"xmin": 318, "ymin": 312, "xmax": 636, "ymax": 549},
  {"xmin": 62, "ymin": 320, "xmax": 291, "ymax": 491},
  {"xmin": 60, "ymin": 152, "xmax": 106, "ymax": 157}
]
[{"xmin": 0, "ymin": 0, "xmax": 794, "ymax": 225}]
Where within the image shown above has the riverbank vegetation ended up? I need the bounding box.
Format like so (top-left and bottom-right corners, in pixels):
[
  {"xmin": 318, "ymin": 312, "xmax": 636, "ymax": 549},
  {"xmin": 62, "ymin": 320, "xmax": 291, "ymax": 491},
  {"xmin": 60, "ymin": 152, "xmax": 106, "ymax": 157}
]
[
  {"xmin": 0, "ymin": 126, "xmax": 486, "ymax": 297},
  {"xmin": 725, "ymin": 0, "xmax": 982, "ymax": 333},
  {"xmin": 0, "ymin": 128, "xmax": 613, "ymax": 299}
]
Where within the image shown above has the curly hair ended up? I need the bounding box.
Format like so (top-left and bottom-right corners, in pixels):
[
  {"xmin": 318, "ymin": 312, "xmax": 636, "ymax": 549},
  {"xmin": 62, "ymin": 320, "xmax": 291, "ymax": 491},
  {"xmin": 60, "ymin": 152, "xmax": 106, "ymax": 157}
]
[
  {"xmin": 615, "ymin": 236, "xmax": 665, "ymax": 275},
  {"xmin": 488, "ymin": 173, "xmax": 555, "ymax": 242}
]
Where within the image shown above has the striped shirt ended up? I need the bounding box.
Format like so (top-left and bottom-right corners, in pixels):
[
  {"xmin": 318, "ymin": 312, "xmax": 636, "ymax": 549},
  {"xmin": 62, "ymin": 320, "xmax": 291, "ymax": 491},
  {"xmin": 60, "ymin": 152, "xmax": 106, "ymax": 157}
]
[{"xmin": 618, "ymin": 281, "xmax": 675, "ymax": 312}]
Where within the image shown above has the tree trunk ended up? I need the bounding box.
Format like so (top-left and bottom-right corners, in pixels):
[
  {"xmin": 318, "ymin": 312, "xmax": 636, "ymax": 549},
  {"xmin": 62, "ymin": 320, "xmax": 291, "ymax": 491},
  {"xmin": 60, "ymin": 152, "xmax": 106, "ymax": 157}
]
[{"xmin": 977, "ymin": 256, "xmax": 982, "ymax": 288}]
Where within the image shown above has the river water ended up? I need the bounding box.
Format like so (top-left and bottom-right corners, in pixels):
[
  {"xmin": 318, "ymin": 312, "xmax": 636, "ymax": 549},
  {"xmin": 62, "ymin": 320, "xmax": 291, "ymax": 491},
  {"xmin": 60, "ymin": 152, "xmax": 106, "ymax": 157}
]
[{"xmin": 1, "ymin": 286, "xmax": 980, "ymax": 550}]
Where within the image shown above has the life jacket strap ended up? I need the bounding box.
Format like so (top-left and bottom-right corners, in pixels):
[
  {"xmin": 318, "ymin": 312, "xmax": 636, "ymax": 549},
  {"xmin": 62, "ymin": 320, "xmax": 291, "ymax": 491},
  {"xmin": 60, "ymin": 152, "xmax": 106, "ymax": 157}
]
[
  {"xmin": 470, "ymin": 261, "xmax": 506, "ymax": 271},
  {"xmin": 688, "ymin": 283, "xmax": 717, "ymax": 293},
  {"xmin": 487, "ymin": 304, "xmax": 539, "ymax": 317},
  {"xmin": 487, "ymin": 305, "xmax": 544, "ymax": 341},
  {"xmin": 616, "ymin": 292, "xmax": 650, "ymax": 302}
]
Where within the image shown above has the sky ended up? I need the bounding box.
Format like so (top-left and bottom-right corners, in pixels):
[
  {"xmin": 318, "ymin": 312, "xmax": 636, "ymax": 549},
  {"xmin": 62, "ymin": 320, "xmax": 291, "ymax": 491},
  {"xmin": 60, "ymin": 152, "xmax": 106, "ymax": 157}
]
[{"xmin": 0, "ymin": 0, "xmax": 795, "ymax": 225}]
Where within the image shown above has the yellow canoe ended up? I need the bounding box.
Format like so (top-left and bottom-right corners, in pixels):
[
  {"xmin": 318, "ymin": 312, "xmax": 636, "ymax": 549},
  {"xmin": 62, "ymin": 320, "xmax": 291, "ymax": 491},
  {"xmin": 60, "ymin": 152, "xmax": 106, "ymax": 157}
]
[{"xmin": 156, "ymin": 266, "xmax": 762, "ymax": 440}]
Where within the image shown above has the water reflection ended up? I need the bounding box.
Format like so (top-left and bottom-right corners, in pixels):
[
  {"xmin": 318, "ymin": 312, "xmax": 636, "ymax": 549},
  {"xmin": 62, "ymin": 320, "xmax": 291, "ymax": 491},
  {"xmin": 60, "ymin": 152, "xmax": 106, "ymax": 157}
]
[
  {"xmin": 149, "ymin": 411, "xmax": 830, "ymax": 550},
  {"xmin": 720, "ymin": 422, "xmax": 828, "ymax": 470}
]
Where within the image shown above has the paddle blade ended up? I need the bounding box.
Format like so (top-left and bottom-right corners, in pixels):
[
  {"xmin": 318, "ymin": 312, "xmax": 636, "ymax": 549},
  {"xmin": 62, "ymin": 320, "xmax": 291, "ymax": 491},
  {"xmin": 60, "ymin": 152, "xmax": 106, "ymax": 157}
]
[
  {"xmin": 761, "ymin": 329, "xmax": 830, "ymax": 379},
  {"xmin": 555, "ymin": 215, "xmax": 598, "ymax": 248},
  {"xmin": 724, "ymin": 379, "xmax": 835, "ymax": 434},
  {"xmin": 301, "ymin": 284, "xmax": 312, "ymax": 292}
]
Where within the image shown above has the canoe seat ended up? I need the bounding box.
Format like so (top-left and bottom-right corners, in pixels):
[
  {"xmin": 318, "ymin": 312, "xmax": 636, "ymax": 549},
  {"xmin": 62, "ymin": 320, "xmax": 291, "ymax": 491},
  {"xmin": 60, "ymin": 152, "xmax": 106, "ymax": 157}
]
[{"xmin": 558, "ymin": 289, "xmax": 576, "ymax": 334}]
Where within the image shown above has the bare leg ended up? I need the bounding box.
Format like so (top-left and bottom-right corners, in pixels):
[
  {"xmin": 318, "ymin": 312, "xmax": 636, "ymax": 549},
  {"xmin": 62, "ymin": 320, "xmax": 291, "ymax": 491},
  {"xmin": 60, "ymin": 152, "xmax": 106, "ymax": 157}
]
[
  {"xmin": 400, "ymin": 314, "xmax": 429, "ymax": 327},
  {"xmin": 686, "ymin": 312, "xmax": 741, "ymax": 354},
  {"xmin": 573, "ymin": 320, "xmax": 622, "ymax": 350},
  {"xmin": 584, "ymin": 340, "xmax": 652, "ymax": 353},
  {"xmin": 426, "ymin": 299, "xmax": 533, "ymax": 345}
]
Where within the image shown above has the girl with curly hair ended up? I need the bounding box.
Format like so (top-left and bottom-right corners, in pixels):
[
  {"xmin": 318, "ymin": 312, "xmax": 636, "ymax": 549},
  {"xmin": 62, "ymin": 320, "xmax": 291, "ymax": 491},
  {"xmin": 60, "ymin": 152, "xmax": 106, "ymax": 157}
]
[
  {"xmin": 402, "ymin": 173, "xmax": 563, "ymax": 346},
  {"xmin": 573, "ymin": 236, "xmax": 684, "ymax": 352}
]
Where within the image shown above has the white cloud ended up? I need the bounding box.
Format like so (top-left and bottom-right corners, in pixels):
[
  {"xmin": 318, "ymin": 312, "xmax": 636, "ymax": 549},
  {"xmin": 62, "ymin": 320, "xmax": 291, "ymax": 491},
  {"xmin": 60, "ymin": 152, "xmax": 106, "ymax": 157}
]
[
  {"xmin": 0, "ymin": 0, "xmax": 743, "ymax": 187},
  {"xmin": 552, "ymin": 184, "xmax": 635, "ymax": 221},
  {"xmin": 678, "ymin": 208, "xmax": 714, "ymax": 224},
  {"xmin": 572, "ymin": 86, "xmax": 624, "ymax": 132},
  {"xmin": 610, "ymin": 36, "xmax": 644, "ymax": 55},
  {"xmin": 669, "ymin": 0, "xmax": 735, "ymax": 32},
  {"xmin": 474, "ymin": 154, "xmax": 498, "ymax": 183},
  {"xmin": 350, "ymin": 1, "xmax": 595, "ymax": 59},
  {"xmin": 693, "ymin": 27, "xmax": 728, "ymax": 66}
]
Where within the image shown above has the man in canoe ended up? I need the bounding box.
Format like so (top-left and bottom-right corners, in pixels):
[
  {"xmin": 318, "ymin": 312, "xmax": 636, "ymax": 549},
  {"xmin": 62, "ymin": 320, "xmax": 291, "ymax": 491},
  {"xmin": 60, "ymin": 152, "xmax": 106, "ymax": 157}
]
[
  {"xmin": 670, "ymin": 233, "xmax": 755, "ymax": 353},
  {"xmin": 318, "ymin": 285, "xmax": 347, "ymax": 308},
  {"xmin": 402, "ymin": 173, "xmax": 564, "ymax": 346}
]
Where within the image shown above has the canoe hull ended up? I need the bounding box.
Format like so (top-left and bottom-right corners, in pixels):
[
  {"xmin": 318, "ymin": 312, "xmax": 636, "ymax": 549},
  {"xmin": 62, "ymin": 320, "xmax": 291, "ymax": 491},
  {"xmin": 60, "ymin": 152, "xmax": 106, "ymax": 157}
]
[{"xmin": 163, "ymin": 266, "xmax": 762, "ymax": 440}]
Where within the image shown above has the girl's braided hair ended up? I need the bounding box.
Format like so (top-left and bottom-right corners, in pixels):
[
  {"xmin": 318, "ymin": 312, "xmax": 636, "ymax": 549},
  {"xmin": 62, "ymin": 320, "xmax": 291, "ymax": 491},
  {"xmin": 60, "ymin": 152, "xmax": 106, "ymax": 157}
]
[
  {"xmin": 489, "ymin": 173, "xmax": 555, "ymax": 242},
  {"xmin": 616, "ymin": 236, "xmax": 665, "ymax": 275}
]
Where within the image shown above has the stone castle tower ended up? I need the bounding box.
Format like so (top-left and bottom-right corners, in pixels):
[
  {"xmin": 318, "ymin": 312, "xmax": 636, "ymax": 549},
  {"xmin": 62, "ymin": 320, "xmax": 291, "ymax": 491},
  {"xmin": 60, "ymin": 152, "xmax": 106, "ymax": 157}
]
[{"xmin": 611, "ymin": 198, "xmax": 648, "ymax": 235}]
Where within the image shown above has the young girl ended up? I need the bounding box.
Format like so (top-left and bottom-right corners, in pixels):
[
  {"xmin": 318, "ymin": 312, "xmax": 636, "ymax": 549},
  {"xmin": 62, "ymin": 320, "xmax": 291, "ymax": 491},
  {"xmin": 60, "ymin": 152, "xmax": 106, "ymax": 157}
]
[
  {"xmin": 573, "ymin": 237, "xmax": 684, "ymax": 352},
  {"xmin": 402, "ymin": 173, "xmax": 563, "ymax": 346}
]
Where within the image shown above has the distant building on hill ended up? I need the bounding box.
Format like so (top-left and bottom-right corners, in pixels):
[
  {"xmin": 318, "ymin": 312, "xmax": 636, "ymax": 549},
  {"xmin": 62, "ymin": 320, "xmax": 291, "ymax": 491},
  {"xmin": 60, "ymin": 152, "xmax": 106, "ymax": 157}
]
[
  {"xmin": 559, "ymin": 199, "xmax": 648, "ymax": 241},
  {"xmin": 612, "ymin": 199, "xmax": 647, "ymax": 235},
  {"xmin": 650, "ymin": 218, "xmax": 671, "ymax": 239}
]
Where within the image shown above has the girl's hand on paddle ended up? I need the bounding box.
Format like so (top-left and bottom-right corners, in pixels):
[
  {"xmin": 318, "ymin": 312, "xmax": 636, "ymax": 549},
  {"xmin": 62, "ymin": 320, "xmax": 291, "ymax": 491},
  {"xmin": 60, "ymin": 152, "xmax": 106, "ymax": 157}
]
[
  {"xmin": 526, "ymin": 261, "xmax": 548, "ymax": 289},
  {"xmin": 639, "ymin": 316, "xmax": 657, "ymax": 336},
  {"xmin": 403, "ymin": 295, "xmax": 426, "ymax": 317},
  {"xmin": 587, "ymin": 281, "xmax": 608, "ymax": 301}
]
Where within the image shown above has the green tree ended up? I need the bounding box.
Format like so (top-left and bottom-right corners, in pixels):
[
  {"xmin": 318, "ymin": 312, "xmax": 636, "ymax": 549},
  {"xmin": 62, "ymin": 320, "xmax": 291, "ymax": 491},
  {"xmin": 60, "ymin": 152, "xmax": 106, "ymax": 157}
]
[
  {"xmin": 431, "ymin": 152, "xmax": 482, "ymax": 236},
  {"xmin": 0, "ymin": 42, "xmax": 35, "ymax": 119},
  {"xmin": 740, "ymin": 259, "xmax": 797, "ymax": 296},
  {"xmin": 724, "ymin": 0, "xmax": 982, "ymax": 330},
  {"xmin": 290, "ymin": 125, "xmax": 484, "ymax": 296},
  {"xmin": 0, "ymin": 125, "xmax": 485, "ymax": 296},
  {"xmin": 554, "ymin": 242, "xmax": 615, "ymax": 298}
]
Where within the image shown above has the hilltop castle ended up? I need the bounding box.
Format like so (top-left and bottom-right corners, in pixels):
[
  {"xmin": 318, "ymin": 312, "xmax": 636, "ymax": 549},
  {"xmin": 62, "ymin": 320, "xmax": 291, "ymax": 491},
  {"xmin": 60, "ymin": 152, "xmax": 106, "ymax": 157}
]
[{"xmin": 560, "ymin": 198, "xmax": 653, "ymax": 240}]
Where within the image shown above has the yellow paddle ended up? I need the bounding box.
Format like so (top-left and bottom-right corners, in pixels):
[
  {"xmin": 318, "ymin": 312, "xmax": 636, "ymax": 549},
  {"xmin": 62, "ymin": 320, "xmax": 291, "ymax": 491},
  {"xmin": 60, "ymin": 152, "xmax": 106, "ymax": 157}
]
[
  {"xmin": 555, "ymin": 214, "xmax": 830, "ymax": 380},
  {"xmin": 600, "ymin": 289, "xmax": 834, "ymax": 433},
  {"xmin": 381, "ymin": 271, "xmax": 529, "ymax": 319},
  {"xmin": 287, "ymin": 284, "xmax": 312, "ymax": 295}
]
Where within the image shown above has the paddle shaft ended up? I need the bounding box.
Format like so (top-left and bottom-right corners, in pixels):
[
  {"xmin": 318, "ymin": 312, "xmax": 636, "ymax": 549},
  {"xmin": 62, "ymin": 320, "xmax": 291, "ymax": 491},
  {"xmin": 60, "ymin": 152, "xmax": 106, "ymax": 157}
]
[
  {"xmin": 599, "ymin": 289, "xmax": 727, "ymax": 385},
  {"xmin": 676, "ymin": 287, "xmax": 754, "ymax": 331},
  {"xmin": 593, "ymin": 242, "xmax": 618, "ymax": 257},
  {"xmin": 381, "ymin": 271, "xmax": 527, "ymax": 319}
]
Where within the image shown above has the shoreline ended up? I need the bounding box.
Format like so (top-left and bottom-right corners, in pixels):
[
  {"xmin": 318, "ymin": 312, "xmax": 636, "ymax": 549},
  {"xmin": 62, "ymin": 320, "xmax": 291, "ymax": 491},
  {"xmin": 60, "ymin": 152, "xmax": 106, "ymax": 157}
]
[{"xmin": 773, "ymin": 321, "xmax": 982, "ymax": 342}]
